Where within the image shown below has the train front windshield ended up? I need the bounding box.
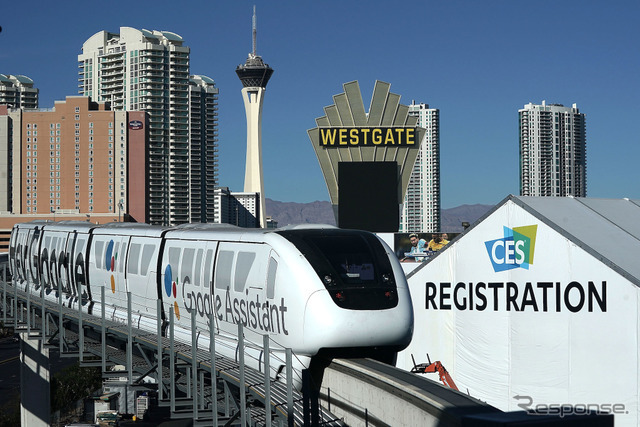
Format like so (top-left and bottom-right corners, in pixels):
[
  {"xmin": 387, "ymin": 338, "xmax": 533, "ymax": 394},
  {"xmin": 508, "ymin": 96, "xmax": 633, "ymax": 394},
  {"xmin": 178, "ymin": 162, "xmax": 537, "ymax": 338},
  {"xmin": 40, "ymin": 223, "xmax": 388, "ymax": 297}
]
[{"xmin": 276, "ymin": 229, "xmax": 398, "ymax": 309}]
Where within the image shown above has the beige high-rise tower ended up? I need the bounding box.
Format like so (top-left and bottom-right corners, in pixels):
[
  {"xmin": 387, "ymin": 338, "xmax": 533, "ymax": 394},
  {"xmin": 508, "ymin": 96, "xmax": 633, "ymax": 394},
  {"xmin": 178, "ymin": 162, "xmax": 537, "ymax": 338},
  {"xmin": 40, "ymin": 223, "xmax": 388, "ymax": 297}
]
[
  {"xmin": 236, "ymin": 7, "xmax": 273, "ymax": 228},
  {"xmin": 78, "ymin": 28, "xmax": 219, "ymax": 226}
]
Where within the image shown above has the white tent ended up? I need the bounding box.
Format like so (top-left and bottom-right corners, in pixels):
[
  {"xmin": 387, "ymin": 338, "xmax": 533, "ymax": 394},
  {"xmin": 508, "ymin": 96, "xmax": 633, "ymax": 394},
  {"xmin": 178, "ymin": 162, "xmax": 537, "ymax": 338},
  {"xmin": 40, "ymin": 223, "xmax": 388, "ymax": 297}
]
[{"xmin": 397, "ymin": 195, "xmax": 640, "ymax": 426}]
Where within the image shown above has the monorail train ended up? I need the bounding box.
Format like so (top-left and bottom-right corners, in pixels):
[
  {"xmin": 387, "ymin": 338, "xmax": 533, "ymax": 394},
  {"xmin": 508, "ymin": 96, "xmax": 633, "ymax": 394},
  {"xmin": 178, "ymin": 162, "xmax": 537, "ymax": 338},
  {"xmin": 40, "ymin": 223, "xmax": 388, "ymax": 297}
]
[{"xmin": 8, "ymin": 221, "xmax": 414, "ymax": 386}]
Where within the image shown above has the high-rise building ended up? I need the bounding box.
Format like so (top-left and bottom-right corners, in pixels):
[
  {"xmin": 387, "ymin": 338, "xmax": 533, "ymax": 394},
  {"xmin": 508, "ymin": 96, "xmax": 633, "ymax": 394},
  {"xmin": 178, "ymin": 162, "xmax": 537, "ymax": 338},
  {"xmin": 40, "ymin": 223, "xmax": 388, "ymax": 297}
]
[
  {"xmin": 189, "ymin": 75, "xmax": 219, "ymax": 223},
  {"xmin": 213, "ymin": 187, "xmax": 260, "ymax": 228},
  {"xmin": 519, "ymin": 101, "xmax": 586, "ymax": 197},
  {"xmin": 0, "ymin": 74, "xmax": 38, "ymax": 109},
  {"xmin": 78, "ymin": 28, "xmax": 218, "ymax": 225},
  {"xmin": 399, "ymin": 101, "xmax": 440, "ymax": 233},
  {"xmin": 0, "ymin": 96, "xmax": 148, "ymax": 223},
  {"xmin": 236, "ymin": 7, "xmax": 273, "ymax": 228}
]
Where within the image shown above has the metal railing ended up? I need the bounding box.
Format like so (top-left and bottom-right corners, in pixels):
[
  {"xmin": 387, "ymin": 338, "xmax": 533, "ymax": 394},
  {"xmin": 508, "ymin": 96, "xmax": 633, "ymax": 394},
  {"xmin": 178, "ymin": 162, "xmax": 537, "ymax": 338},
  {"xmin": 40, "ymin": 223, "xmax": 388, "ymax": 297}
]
[{"xmin": 0, "ymin": 264, "xmax": 342, "ymax": 426}]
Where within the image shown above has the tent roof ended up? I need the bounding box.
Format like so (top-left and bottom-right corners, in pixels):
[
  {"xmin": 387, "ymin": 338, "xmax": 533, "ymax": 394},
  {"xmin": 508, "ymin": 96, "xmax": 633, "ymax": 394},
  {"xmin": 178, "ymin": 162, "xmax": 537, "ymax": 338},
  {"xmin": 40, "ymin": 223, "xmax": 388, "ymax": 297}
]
[
  {"xmin": 508, "ymin": 195, "xmax": 640, "ymax": 287},
  {"xmin": 410, "ymin": 195, "xmax": 640, "ymax": 286}
]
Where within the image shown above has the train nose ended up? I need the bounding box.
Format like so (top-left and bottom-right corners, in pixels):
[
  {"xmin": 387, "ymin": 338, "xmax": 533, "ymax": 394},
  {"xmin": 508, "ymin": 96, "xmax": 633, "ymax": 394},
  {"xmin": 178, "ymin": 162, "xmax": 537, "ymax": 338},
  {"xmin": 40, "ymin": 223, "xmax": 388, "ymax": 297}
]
[{"xmin": 302, "ymin": 288, "xmax": 414, "ymax": 351}]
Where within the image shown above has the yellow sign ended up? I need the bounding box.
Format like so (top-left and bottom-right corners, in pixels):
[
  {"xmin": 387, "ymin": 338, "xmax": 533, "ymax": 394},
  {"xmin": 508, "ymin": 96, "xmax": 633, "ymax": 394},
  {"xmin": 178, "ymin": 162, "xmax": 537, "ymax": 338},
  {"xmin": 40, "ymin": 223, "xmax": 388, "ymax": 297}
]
[{"xmin": 319, "ymin": 127, "xmax": 416, "ymax": 148}]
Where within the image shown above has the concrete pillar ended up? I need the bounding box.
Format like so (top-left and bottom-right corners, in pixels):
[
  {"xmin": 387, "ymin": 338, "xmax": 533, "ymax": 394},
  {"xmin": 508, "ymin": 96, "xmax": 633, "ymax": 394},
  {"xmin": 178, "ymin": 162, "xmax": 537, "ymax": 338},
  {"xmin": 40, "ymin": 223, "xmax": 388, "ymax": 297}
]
[{"xmin": 20, "ymin": 333, "xmax": 50, "ymax": 426}]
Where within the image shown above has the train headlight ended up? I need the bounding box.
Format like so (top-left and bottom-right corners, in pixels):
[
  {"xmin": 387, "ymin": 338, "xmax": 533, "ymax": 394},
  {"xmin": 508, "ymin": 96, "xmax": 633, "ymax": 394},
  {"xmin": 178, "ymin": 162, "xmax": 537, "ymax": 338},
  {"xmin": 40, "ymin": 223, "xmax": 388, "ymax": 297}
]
[
  {"xmin": 381, "ymin": 273, "xmax": 394, "ymax": 285},
  {"xmin": 323, "ymin": 274, "xmax": 334, "ymax": 286}
]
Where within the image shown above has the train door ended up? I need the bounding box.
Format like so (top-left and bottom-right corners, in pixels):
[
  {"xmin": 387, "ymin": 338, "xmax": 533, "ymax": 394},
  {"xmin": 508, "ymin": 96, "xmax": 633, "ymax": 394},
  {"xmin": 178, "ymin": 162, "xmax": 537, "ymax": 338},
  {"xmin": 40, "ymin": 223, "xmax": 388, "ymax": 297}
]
[
  {"xmin": 91, "ymin": 234, "xmax": 129, "ymax": 309},
  {"xmin": 203, "ymin": 242, "xmax": 218, "ymax": 333},
  {"xmin": 213, "ymin": 242, "xmax": 275, "ymax": 339},
  {"xmin": 184, "ymin": 240, "xmax": 216, "ymax": 331},
  {"xmin": 39, "ymin": 232, "xmax": 54, "ymax": 291},
  {"xmin": 52, "ymin": 232, "xmax": 69, "ymax": 297},
  {"xmin": 160, "ymin": 239, "xmax": 213, "ymax": 330},
  {"xmin": 40, "ymin": 231, "xmax": 67, "ymax": 296},
  {"xmin": 12, "ymin": 227, "xmax": 30, "ymax": 286},
  {"xmin": 125, "ymin": 237, "xmax": 160, "ymax": 315},
  {"xmin": 67, "ymin": 231, "xmax": 81, "ymax": 299},
  {"xmin": 59, "ymin": 232, "xmax": 73, "ymax": 296},
  {"xmin": 72, "ymin": 233, "xmax": 90, "ymax": 302}
]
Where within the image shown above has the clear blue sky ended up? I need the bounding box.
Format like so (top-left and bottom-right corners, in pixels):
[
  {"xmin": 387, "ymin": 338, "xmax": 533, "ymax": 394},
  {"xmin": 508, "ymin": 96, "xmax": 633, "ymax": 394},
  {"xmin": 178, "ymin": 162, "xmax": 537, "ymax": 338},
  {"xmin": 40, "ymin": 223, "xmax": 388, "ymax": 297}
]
[{"xmin": 1, "ymin": 0, "xmax": 638, "ymax": 208}]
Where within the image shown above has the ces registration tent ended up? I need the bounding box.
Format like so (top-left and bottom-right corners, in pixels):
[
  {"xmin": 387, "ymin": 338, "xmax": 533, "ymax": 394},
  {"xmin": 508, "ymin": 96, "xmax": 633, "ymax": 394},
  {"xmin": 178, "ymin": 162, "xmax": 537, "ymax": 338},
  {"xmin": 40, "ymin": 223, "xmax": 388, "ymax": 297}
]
[{"xmin": 397, "ymin": 195, "xmax": 640, "ymax": 426}]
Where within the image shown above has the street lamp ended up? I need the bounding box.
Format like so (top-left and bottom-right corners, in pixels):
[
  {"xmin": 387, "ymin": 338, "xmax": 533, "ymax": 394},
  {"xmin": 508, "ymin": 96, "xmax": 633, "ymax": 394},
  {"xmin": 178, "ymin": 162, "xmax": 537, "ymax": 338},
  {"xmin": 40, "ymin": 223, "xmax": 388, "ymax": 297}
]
[
  {"xmin": 118, "ymin": 200, "xmax": 124, "ymax": 222},
  {"xmin": 51, "ymin": 207, "xmax": 56, "ymax": 222}
]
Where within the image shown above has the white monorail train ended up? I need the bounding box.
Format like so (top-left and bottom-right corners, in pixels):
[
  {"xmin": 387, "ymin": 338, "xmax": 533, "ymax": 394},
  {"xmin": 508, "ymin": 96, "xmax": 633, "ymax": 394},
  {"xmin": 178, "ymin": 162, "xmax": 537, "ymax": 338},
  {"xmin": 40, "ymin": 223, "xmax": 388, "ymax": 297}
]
[{"xmin": 8, "ymin": 221, "xmax": 413, "ymax": 385}]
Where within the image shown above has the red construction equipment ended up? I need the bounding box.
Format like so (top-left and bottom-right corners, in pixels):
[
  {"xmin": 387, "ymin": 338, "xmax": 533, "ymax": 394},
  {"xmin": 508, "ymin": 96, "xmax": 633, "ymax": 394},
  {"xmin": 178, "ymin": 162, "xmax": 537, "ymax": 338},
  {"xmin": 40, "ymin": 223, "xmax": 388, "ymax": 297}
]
[{"xmin": 411, "ymin": 354, "xmax": 459, "ymax": 391}]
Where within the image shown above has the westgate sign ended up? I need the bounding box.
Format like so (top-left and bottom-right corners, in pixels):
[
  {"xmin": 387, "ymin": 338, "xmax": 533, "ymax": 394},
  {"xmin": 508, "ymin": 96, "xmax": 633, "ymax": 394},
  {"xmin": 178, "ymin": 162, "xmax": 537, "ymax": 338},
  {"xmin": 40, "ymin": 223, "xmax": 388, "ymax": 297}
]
[{"xmin": 319, "ymin": 127, "xmax": 417, "ymax": 147}]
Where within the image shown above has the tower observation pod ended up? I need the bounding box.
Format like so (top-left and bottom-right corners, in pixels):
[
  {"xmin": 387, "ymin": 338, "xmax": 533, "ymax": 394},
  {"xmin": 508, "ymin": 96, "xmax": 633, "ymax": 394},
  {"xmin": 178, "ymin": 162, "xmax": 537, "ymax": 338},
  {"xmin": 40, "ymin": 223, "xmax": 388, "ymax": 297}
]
[{"xmin": 236, "ymin": 6, "xmax": 274, "ymax": 228}]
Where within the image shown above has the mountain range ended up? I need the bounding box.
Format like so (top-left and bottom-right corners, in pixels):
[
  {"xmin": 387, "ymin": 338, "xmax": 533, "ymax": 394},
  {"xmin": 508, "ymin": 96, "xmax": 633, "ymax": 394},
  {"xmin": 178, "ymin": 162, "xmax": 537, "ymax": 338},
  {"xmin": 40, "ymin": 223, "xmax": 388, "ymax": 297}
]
[{"xmin": 266, "ymin": 199, "xmax": 493, "ymax": 232}]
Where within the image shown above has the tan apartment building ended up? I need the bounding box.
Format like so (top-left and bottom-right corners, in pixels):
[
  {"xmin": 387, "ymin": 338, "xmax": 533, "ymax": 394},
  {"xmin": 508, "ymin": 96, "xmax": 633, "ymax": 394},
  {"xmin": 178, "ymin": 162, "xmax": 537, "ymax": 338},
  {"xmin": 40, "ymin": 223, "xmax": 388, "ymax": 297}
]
[{"xmin": 0, "ymin": 96, "xmax": 148, "ymax": 250}]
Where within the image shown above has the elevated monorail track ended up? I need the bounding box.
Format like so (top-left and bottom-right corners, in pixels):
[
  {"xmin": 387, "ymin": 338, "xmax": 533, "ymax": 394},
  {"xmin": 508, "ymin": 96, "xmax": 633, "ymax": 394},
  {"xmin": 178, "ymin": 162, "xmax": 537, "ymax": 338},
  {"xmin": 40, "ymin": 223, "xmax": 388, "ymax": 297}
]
[
  {"xmin": 1, "ymin": 276, "xmax": 344, "ymax": 426},
  {"xmin": 1, "ymin": 270, "xmax": 500, "ymax": 427},
  {"xmin": 2, "ymin": 269, "xmax": 602, "ymax": 426}
]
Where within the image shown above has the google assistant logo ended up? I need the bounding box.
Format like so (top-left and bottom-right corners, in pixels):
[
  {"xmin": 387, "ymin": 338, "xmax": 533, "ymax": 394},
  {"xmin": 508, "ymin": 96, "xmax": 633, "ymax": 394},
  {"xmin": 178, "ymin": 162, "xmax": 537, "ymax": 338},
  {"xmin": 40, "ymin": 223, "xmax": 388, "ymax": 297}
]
[
  {"xmin": 105, "ymin": 240, "xmax": 118, "ymax": 293},
  {"xmin": 164, "ymin": 264, "xmax": 181, "ymax": 320}
]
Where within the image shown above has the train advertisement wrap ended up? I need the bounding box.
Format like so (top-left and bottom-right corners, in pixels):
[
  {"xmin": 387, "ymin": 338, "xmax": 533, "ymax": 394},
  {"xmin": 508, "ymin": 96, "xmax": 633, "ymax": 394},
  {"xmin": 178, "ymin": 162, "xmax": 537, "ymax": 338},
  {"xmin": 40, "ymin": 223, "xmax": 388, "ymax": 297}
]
[
  {"xmin": 9, "ymin": 223, "xmax": 413, "ymax": 389},
  {"xmin": 397, "ymin": 199, "xmax": 639, "ymax": 427}
]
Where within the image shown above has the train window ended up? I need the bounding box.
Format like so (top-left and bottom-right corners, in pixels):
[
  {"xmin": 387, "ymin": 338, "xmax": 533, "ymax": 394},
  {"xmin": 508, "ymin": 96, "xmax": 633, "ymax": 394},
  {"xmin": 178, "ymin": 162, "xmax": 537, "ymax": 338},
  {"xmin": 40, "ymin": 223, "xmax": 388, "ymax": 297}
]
[
  {"xmin": 113, "ymin": 242, "xmax": 120, "ymax": 272},
  {"xmin": 94, "ymin": 240, "xmax": 104, "ymax": 269},
  {"xmin": 234, "ymin": 252, "xmax": 256, "ymax": 292},
  {"xmin": 193, "ymin": 249, "xmax": 204, "ymax": 287},
  {"xmin": 313, "ymin": 236, "xmax": 375, "ymax": 283},
  {"xmin": 128, "ymin": 243, "xmax": 141, "ymax": 275},
  {"xmin": 204, "ymin": 249, "xmax": 214, "ymax": 289},
  {"xmin": 117, "ymin": 241, "xmax": 125, "ymax": 273},
  {"xmin": 182, "ymin": 248, "xmax": 195, "ymax": 286},
  {"xmin": 266, "ymin": 257, "xmax": 277, "ymax": 299},
  {"xmin": 168, "ymin": 247, "xmax": 181, "ymax": 277},
  {"xmin": 215, "ymin": 251, "xmax": 234, "ymax": 289},
  {"xmin": 277, "ymin": 230, "xmax": 380, "ymax": 286},
  {"xmin": 140, "ymin": 244, "xmax": 155, "ymax": 276}
]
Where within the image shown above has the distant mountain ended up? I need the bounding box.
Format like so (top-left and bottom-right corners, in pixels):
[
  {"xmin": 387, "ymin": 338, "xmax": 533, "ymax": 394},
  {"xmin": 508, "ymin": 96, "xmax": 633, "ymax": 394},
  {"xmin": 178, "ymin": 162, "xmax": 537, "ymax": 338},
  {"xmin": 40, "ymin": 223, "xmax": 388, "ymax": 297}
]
[{"xmin": 266, "ymin": 198, "xmax": 493, "ymax": 231}]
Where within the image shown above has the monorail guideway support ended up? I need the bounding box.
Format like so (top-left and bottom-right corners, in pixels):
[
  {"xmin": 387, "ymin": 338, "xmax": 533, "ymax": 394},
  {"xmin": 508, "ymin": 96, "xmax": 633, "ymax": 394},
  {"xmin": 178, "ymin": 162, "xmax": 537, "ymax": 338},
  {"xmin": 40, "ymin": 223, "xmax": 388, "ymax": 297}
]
[{"xmin": 0, "ymin": 264, "xmax": 341, "ymax": 426}]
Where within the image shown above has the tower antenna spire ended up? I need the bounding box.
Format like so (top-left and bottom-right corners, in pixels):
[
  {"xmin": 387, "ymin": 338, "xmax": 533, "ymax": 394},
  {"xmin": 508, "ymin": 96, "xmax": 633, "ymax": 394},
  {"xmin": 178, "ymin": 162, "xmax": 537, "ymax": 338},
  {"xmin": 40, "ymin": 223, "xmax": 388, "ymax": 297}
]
[{"xmin": 252, "ymin": 5, "xmax": 257, "ymax": 57}]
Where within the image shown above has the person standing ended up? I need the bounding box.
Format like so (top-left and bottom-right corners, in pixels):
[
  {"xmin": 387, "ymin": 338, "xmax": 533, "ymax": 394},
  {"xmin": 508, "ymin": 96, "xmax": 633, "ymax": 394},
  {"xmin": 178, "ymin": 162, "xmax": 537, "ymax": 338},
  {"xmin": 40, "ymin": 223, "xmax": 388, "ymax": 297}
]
[{"xmin": 428, "ymin": 233, "xmax": 448, "ymax": 252}]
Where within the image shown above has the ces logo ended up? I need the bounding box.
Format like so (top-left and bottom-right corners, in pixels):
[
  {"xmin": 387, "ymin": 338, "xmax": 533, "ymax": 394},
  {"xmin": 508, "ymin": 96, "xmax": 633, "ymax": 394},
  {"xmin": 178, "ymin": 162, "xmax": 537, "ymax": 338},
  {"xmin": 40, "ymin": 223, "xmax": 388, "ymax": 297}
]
[{"xmin": 485, "ymin": 225, "xmax": 537, "ymax": 272}]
